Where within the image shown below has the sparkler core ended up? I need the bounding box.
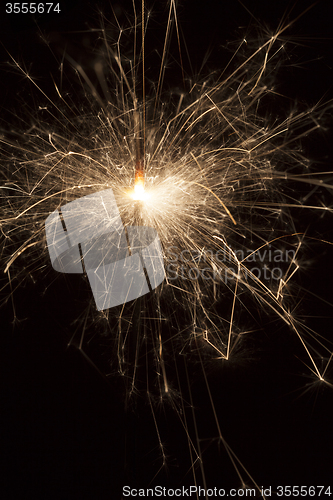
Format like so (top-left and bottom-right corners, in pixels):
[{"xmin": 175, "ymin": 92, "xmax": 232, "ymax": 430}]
[{"xmin": 132, "ymin": 164, "xmax": 150, "ymax": 201}]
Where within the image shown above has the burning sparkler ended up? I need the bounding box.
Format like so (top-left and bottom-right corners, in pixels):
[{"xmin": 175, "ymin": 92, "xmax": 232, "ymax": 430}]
[{"xmin": 1, "ymin": 0, "xmax": 333, "ymax": 496}]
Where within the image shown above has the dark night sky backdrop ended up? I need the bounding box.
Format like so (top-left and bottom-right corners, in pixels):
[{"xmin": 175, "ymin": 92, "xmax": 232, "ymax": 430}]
[{"xmin": 1, "ymin": 1, "xmax": 333, "ymax": 499}]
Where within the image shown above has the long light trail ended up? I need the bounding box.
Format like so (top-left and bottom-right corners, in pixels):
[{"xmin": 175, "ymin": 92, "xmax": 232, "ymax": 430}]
[{"xmin": 0, "ymin": 1, "xmax": 333, "ymax": 495}]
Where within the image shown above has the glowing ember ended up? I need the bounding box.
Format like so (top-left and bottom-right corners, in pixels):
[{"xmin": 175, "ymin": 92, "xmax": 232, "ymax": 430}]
[{"xmin": 132, "ymin": 171, "xmax": 150, "ymax": 201}]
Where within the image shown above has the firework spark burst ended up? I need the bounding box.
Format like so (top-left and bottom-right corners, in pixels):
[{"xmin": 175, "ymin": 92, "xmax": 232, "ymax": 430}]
[{"xmin": 1, "ymin": 0, "xmax": 333, "ymax": 496}]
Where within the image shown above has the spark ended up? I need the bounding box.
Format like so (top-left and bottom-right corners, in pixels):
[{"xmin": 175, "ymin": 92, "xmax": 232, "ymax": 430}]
[
  {"xmin": 0, "ymin": 0, "xmax": 332, "ymax": 494},
  {"xmin": 131, "ymin": 169, "xmax": 151, "ymax": 201}
]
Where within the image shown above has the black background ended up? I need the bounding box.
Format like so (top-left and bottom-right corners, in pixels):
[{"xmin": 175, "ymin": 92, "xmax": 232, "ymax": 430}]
[{"xmin": 1, "ymin": 1, "xmax": 333, "ymax": 499}]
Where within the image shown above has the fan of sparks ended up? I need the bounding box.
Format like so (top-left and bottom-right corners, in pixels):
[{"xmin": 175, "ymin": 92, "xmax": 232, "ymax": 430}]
[{"xmin": 1, "ymin": 1, "xmax": 333, "ymax": 493}]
